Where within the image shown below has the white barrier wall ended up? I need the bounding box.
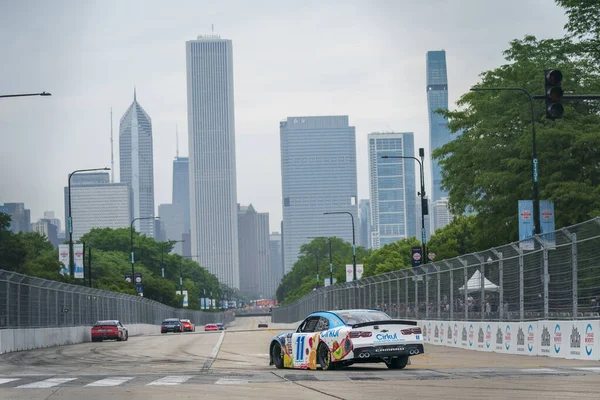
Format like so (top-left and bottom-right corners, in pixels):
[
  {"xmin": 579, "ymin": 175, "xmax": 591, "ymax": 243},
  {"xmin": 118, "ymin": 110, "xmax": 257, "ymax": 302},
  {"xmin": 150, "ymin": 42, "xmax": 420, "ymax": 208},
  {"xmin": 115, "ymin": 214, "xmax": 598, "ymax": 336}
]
[
  {"xmin": 420, "ymin": 319, "xmax": 600, "ymax": 361},
  {"xmin": 0, "ymin": 324, "xmax": 159, "ymax": 355}
]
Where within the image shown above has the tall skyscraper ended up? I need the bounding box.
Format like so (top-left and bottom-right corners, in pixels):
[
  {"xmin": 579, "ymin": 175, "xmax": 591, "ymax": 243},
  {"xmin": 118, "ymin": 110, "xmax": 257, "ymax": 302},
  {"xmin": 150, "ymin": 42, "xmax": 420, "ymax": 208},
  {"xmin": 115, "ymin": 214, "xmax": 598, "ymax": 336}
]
[
  {"xmin": 358, "ymin": 199, "xmax": 372, "ymax": 249},
  {"xmin": 119, "ymin": 89, "xmax": 155, "ymax": 237},
  {"xmin": 1, "ymin": 203, "xmax": 31, "ymax": 234},
  {"xmin": 270, "ymin": 232, "xmax": 283, "ymax": 296},
  {"xmin": 237, "ymin": 205, "xmax": 272, "ymax": 297},
  {"xmin": 368, "ymin": 132, "xmax": 417, "ymax": 249},
  {"xmin": 427, "ymin": 50, "xmax": 452, "ymax": 202},
  {"xmin": 172, "ymin": 157, "xmax": 190, "ymax": 234},
  {"xmin": 280, "ymin": 116, "xmax": 358, "ymax": 274},
  {"xmin": 64, "ymin": 173, "xmax": 132, "ymax": 241},
  {"xmin": 186, "ymin": 35, "xmax": 239, "ymax": 288}
]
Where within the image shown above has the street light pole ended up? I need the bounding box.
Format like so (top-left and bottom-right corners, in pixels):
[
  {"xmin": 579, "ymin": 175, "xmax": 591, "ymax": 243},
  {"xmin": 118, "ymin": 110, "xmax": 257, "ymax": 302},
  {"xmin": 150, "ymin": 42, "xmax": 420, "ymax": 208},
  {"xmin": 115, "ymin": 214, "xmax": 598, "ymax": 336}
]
[
  {"xmin": 323, "ymin": 212, "xmax": 356, "ymax": 280},
  {"xmin": 68, "ymin": 167, "xmax": 110, "ymax": 278},
  {"xmin": 381, "ymin": 151, "xmax": 428, "ymax": 264},
  {"xmin": 308, "ymin": 236, "xmax": 335, "ymax": 286},
  {"xmin": 130, "ymin": 216, "xmax": 159, "ymax": 283},
  {"xmin": 0, "ymin": 92, "xmax": 51, "ymax": 99},
  {"xmin": 470, "ymin": 87, "xmax": 540, "ymax": 235},
  {"xmin": 161, "ymin": 240, "xmax": 185, "ymax": 278}
]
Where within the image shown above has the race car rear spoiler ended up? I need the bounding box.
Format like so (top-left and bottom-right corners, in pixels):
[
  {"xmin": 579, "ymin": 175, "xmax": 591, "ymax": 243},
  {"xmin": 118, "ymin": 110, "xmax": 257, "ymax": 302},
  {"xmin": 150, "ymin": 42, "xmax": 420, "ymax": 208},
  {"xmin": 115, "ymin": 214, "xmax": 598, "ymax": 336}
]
[{"xmin": 351, "ymin": 319, "xmax": 418, "ymax": 329}]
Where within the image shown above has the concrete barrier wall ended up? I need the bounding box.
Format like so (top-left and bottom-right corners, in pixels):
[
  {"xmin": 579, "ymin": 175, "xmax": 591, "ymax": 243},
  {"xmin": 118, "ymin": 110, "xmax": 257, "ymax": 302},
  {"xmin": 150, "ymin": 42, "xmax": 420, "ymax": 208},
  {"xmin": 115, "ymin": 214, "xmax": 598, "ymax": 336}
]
[
  {"xmin": 419, "ymin": 319, "xmax": 600, "ymax": 361},
  {"xmin": 0, "ymin": 324, "xmax": 159, "ymax": 355}
]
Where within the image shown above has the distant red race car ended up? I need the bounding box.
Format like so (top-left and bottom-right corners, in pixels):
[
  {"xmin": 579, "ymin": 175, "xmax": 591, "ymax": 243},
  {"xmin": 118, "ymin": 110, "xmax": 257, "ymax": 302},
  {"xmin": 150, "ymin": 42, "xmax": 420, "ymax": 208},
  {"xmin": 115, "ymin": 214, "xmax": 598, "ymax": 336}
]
[
  {"xmin": 180, "ymin": 319, "xmax": 195, "ymax": 332},
  {"xmin": 91, "ymin": 320, "xmax": 128, "ymax": 342},
  {"xmin": 204, "ymin": 324, "xmax": 219, "ymax": 331},
  {"xmin": 258, "ymin": 323, "xmax": 269, "ymax": 328}
]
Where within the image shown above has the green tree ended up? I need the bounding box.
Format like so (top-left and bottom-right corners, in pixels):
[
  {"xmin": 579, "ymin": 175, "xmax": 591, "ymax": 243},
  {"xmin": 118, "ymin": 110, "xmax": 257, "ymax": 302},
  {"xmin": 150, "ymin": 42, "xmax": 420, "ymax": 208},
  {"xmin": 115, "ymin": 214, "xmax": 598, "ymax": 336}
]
[
  {"xmin": 276, "ymin": 237, "xmax": 370, "ymax": 304},
  {"xmin": 435, "ymin": 33, "xmax": 600, "ymax": 248},
  {"xmin": 362, "ymin": 237, "xmax": 421, "ymax": 277},
  {"xmin": 426, "ymin": 215, "xmax": 481, "ymax": 261},
  {"xmin": 0, "ymin": 213, "xmax": 26, "ymax": 271}
]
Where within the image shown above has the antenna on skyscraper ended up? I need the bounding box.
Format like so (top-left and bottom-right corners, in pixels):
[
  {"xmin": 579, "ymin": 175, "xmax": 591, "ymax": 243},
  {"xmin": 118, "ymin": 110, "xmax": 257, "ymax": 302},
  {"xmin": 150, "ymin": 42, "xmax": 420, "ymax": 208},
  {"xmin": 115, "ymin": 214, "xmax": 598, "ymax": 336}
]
[
  {"xmin": 110, "ymin": 107, "xmax": 115, "ymax": 183},
  {"xmin": 176, "ymin": 124, "xmax": 179, "ymax": 158}
]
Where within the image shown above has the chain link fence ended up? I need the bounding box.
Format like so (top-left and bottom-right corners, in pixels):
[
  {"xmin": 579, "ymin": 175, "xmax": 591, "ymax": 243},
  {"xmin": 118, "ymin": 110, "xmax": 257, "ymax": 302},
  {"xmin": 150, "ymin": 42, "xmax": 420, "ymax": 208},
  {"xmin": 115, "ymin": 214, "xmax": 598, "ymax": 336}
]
[
  {"xmin": 273, "ymin": 217, "xmax": 600, "ymax": 324},
  {"xmin": 0, "ymin": 270, "xmax": 235, "ymax": 329}
]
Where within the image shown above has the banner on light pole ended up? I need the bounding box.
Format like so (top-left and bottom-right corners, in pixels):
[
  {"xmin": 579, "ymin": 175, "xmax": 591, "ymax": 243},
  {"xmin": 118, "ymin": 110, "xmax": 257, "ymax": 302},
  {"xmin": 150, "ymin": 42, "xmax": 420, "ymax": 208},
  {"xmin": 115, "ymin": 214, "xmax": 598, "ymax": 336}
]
[
  {"xmin": 58, "ymin": 244, "xmax": 69, "ymax": 275},
  {"xmin": 74, "ymin": 244, "xmax": 84, "ymax": 279}
]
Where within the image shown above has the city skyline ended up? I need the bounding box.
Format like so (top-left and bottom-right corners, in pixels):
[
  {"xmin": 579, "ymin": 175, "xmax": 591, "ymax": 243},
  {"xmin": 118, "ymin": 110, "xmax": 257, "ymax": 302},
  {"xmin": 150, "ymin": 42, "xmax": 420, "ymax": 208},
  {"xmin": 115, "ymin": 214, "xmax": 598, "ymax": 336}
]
[{"xmin": 0, "ymin": 1, "xmax": 568, "ymax": 233}]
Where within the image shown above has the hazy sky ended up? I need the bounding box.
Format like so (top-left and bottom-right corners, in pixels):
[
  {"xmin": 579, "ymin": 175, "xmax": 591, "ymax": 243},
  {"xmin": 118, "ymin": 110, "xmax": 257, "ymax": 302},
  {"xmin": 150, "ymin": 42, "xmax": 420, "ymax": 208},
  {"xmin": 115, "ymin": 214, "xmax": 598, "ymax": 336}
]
[{"xmin": 0, "ymin": 0, "xmax": 567, "ymax": 232}]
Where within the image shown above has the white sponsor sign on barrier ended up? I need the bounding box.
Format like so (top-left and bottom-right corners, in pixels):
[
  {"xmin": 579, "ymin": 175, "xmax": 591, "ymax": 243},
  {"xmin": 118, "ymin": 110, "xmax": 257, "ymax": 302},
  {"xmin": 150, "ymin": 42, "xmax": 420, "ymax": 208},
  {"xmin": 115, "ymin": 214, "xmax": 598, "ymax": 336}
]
[
  {"xmin": 419, "ymin": 319, "xmax": 599, "ymax": 361},
  {"xmin": 567, "ymin": 321, "xmax": 599, "ymax": 360}
]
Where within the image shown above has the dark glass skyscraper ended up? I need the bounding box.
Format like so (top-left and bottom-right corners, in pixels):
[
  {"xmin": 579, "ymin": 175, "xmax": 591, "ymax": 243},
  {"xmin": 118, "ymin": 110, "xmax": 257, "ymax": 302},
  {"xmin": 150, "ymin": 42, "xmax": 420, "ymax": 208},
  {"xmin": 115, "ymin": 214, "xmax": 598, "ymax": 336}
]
[
  {"xmin": 426, "ymin": 50, "xmax": 452, "ymax": 202},
  {"xmin": 172, "ymin": 157, "xmax": 190, "ymax": 234}
]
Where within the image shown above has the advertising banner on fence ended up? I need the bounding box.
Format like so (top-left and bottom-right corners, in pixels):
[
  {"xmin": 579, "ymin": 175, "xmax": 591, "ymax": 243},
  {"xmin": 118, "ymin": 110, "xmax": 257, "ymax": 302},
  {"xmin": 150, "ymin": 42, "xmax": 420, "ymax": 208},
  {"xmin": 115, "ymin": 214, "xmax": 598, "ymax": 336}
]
[
  {"xmin": 475, "ymin": 323, "xmax": 486, "ymax": 351},
  {"xmin": 518, "ymin": 200, "xmax": 535, "ymax": 250},
  {"xmin": 538, "ymin": 320, "xmax": 567, "ymax": 358},
  {"xmin": 346, "ymin": 265, "xmax": 353, "ymax": 282},
  {"xmin": 58, "ymin": 244, "xmax": 69, "ymax": 275},
  {"xmin": 539, "ymin": 200, "xmax": 556, "ymax": 249},
  {"xmin": 74, "ymin": 244, "xmax": 84, "ymax": 279},
  {"xmin": 567, "ymin": 320, "xmax": 599, "ymax": 360},
  {"xmin": 516, "ymin": 322, "xmax": 538, "ymax": 356}
]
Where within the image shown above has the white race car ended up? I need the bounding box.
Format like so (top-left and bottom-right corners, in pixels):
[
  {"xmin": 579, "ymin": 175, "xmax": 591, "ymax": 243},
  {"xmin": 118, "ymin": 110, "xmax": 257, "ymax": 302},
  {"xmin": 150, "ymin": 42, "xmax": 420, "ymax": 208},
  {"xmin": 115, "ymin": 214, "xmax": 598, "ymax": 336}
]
[{"xmin": 269, "ymin": 309, "xmax": 423, "ymax": 370}]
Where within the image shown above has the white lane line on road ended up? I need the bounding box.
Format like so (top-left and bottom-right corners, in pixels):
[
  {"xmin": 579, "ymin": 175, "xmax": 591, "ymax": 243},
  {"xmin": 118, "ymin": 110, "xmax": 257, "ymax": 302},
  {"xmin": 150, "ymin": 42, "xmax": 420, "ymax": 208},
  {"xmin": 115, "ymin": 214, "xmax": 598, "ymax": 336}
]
[
  {"xmin": 85, "ymin": 377, "xmax": 134, "ymax": 387},
  {"xmin": 201, "ymin": 331, "xmax": 226, "ymax": 372},
  {"xmin": 17, "ymin": 378, "xmax": 77, "ymax": 388},
  {"xmin": 215, "ymin": 379, "xmax": 249, "ymax": 385},
  {"xmin": 0, "ymin": 378, "xmax": 21, "ymax": 385},
  {"xmin": 147, "ymin": 375, "xmax": 193, "ymax": 386},
  {"xmin": 575, "ymin": 367, "xmax": 600, "ymax": 372}
]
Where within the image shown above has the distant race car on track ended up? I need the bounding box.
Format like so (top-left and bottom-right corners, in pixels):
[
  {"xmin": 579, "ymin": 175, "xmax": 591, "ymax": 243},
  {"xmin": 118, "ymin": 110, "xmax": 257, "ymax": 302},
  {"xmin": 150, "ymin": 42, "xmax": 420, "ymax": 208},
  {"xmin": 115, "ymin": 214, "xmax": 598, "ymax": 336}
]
[
  {"xmin": 91, "ymin": 320, "xmax": 128, "ymax": 342},
  {"xmin": 161, "ymin": 318, "xmax": 184, "ymax": 333},
  {"xmin": 204, "ymin": 324, "xmax": 219, "ymax": 331},
  {"xmin": 258, "ymin": 322, "xmax": 269, "ymax": 328},
  {"xmin": 269, "ymin": 309, "xmax": 423, "ymax": 371},
  {"xmin": 180, "ymin": 319, "xmax": 195, "ymax": 332}
]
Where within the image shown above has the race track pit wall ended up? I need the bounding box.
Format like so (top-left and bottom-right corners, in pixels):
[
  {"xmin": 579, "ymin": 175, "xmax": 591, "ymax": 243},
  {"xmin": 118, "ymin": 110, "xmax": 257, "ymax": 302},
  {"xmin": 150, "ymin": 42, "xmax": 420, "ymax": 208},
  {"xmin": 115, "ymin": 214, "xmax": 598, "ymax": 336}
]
[{"xmin": 419, "ymin": 319, "xmax": 600, "ymax": 361}]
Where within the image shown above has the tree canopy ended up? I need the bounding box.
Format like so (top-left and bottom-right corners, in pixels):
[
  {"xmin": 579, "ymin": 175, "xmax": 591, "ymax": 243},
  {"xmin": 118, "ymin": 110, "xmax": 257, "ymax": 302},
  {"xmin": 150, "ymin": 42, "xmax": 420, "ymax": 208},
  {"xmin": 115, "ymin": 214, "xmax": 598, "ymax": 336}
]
[
  {"xmin": 433, "ymin": 4, "xmax": 600, "ymax": 248},
  {"xmin": 0, "ymin": 214, "xmax": 232, "ymax": 310}
]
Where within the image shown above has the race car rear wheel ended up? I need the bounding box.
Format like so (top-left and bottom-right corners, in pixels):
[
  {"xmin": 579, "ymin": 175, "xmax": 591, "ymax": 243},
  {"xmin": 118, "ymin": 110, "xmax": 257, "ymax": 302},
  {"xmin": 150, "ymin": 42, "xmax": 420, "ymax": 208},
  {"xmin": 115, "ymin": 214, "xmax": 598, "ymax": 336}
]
[
  {"xmin": 271, "ymin": 343, "xmax": 284, "ymax": 369},
  {"xmin": 318, "ymin": 343, "xmax": 336, "ymax": 371},
  {"xmin": 386, "ymin": 355, "xmax": 408, "ymax": 370}
]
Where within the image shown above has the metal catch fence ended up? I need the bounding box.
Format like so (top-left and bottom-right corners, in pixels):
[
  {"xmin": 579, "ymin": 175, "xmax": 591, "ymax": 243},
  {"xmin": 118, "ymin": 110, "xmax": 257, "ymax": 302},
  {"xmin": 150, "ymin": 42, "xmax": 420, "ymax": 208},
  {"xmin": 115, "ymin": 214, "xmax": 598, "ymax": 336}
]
[
  {"xmin": 273, "ymin": 218, "xmax": 600, "ymax": 324},
  {"xmin": 0, "ymin": 270, "xmax": 234, "ymax": 329}
]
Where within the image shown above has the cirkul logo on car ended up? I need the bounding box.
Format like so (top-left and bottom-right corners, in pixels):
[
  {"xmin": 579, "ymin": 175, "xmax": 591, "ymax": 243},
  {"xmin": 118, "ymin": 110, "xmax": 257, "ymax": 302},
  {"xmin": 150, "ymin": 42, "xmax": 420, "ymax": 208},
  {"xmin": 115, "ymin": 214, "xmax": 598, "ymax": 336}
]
[{"xmin": 376, "ymin": 333, "xmax": 398, "ymax": 341}]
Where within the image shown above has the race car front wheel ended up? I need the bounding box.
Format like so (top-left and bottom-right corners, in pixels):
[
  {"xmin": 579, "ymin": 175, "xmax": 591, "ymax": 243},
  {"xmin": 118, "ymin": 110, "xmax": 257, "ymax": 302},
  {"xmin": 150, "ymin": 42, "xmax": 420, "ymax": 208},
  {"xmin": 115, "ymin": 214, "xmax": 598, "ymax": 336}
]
[
  {"xmin": 271, "ymin": 343, "xmax": 284, "ymax": 369},
  {"xmin": 386, "ymin": 355, "xmax": 408, "ymax": 370},
  {"xmin": 318, "ymin": 343, "xmax": 336, "ymax": 371}
]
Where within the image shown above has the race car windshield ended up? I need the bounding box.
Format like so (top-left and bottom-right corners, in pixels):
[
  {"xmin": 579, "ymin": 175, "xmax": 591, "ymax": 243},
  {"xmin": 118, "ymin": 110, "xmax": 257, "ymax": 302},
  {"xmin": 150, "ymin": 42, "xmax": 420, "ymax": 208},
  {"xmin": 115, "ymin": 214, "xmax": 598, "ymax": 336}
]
[
  {"xmin": 336, "ymin": 311, "xmax": 392, "ymax": 325},
  {"xmin": 93, "ymin": 321, "xmax": 117, "ymax": 326}
]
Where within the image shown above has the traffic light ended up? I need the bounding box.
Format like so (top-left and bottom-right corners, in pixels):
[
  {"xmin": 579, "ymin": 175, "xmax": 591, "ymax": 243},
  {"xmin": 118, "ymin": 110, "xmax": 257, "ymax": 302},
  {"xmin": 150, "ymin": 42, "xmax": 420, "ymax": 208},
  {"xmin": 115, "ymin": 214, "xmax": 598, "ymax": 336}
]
[{"xmin": 544, "ymin": 69, "xmax": 563, "ymax": 120}]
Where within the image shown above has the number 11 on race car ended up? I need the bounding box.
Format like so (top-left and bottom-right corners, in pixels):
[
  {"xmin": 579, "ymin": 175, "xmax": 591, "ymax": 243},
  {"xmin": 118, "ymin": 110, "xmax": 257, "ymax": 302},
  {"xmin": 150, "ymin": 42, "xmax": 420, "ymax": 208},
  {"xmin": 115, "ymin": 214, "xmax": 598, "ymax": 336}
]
[{"xmin": 295, "ymin": 336, "xmax": 306, "ymax": 362}]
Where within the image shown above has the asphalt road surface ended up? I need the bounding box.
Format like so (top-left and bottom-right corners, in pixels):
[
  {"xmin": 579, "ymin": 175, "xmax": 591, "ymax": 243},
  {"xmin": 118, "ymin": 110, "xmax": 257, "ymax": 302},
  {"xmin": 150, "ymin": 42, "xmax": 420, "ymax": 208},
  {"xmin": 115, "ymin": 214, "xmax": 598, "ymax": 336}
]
[{"xmin": 0, "ymin": 317, "xmax": 599, "ymax": 399}]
